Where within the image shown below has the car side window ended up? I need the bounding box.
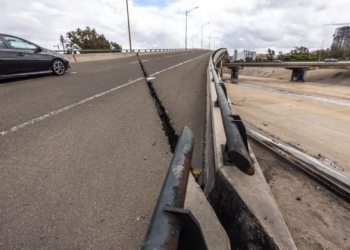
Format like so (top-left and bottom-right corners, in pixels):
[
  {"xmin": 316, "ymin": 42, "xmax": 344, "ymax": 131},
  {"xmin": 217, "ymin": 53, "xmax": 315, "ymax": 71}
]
[
  {"xmin": 0, "ymin": 38, "xmax": 8, "ymax": 49},
  {"xmin": 3, "ymin": 36, "xmax": 37, "ymax": 50}
]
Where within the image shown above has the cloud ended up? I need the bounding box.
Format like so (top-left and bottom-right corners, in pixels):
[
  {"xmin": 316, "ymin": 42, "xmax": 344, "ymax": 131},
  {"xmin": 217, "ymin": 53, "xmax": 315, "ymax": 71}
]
[{"xmin": 0, "ymin": 0, "xmax": 349, "ymax": 53}]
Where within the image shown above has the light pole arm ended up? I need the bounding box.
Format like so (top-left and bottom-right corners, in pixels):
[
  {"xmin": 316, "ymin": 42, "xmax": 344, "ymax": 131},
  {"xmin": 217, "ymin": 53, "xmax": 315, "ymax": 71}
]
[
  {"xmin": 185, "ymin": 6, "xmax": 199, "ymax": 50},
  {"xmin": 201, "ymin": 22, "xmax": 210, "ymax": 50}
]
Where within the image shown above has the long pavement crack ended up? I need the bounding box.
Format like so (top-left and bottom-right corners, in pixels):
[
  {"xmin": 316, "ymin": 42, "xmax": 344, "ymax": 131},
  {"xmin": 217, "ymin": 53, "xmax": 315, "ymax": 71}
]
[{"xmin": 137, "ymin": 53, "xmax": 179, "ymax": 152}]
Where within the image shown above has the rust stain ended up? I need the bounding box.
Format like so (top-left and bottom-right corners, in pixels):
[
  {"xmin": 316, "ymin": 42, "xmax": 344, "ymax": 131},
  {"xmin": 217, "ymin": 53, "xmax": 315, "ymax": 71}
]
[
  {"xmin": 165, "ymin": 233, "xmax": 178, "ymax": 250},
  {"xmin": 177, "ymin": 150, "xmax": 193, "ymax": 206}
]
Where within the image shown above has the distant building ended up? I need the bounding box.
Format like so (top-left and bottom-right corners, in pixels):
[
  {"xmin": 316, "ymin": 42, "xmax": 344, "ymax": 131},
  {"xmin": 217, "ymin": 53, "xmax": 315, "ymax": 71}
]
[
  {"xmin": 332, "ymin": 26, "xmax": 350, "ymax": 50},
  {"xmin": 256, "ymin": 53, "xmax": 267, "ymax": 61},
  {"xmin": 235, "ymin": 50, "xmax": 256, "ymax": 61}
]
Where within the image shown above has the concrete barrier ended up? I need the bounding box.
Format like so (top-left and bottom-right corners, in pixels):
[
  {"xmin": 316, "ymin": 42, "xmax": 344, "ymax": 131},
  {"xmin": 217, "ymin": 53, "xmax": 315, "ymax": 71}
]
[
  {"xmin": 65, "ymin": 52, "xmax": 137, "ymax": 63},
  {"xmin": 205, "ymin": 49, "xmax": 297, "ymax": 249},
  {"xmin": 65, "ymin": 49, "xmax": 201, "ymax": 63}
]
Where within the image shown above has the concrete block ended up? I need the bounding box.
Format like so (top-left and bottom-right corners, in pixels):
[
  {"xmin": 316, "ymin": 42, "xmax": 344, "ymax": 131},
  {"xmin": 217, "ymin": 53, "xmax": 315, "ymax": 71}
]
[{"xmin": 185, "ymin": 174, "xmax": 231, "ymax": 250}]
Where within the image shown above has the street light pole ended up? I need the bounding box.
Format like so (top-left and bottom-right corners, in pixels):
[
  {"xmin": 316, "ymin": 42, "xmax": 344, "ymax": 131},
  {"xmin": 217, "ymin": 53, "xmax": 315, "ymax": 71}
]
[
  {"xmin": 214, "ymin": 37, "xmax": 218, "ymax": 50},
  {"xmin": 318, "ymin": 39, "xmax": 324, "ymax": 63},
  {"xmin": 209, "ymin": 30, "xmax": 216, "ymax": 50},
  {"xmin": 201, "ymin": 22, "xmax": 210, "ymax": 50},
  {"xmin": 126, "ymin": 0, "xmax": 132, "ymax": 52},
  {"xmin": 185, "ymin": 6, "xmax": 198, "ymax": 50}
]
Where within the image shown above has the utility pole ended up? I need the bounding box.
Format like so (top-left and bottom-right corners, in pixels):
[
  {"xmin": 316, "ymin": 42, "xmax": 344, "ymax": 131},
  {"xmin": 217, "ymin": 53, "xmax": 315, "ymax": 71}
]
[
  {"xmin": 126, "ymin": 0, "xmax": 132, "ymax": 52},
  {"xmin": 318, "ymin": 39, "xmax": 324, "ymax": 62}
]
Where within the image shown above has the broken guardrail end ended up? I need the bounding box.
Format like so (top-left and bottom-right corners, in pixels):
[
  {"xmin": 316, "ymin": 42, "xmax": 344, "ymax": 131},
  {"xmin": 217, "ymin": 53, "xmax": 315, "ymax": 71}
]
[{"xmin": 229, "ymin": 151, "xmax": 255, "ymax": 176}]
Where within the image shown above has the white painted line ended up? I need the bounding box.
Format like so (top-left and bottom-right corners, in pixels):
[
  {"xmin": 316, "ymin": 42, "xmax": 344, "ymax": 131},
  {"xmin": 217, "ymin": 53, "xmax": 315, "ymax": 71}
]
[
  {"xmin": 68, "ymin": 72, "xmax": 77, "ymax": 74},
  {"xmin": 0, "ymin": 78, "xmax": 143, "ymax": 137},
  {"xmin": 141, "ymin": 60, "xmax": 148, "ymax": 62},
  {"xmin": 146, "ymin": 77, "xmax": 155, "ymax": 82},
  {"xmin": 130, "ymin": 61, "xmax": 139, "ymax": 64},
  {"xmin": 150, "ymin": 53, "xmax": 209, "ymax": 77},
  {"xmin": 1, "ymin": 52, "xmax": 210, "ymax": 137}
]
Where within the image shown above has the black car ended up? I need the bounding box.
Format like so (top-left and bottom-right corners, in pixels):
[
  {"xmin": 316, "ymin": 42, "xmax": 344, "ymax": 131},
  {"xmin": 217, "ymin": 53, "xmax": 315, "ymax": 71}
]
[{"xmin": 0, "ymin": 34, "xmax": 70, "ymax": 80}]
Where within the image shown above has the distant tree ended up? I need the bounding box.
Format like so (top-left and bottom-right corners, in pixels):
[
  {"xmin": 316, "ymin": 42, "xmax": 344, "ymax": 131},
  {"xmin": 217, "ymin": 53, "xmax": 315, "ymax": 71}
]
[
  {"xmin": 110, "ymin": 41, "xmax": 122, "ymax": 51},
  {"xmin": 290, "ymin": 46, "xmax": 309, "ymax": 55},
  {"xmin": 60, "ymin": 35, "xmax": 66, "ymax": 53},
  {"xmin": 66, "ymin": 27, "xmax": 121, "ymax": 51},
  {"xmin": 66, "ymin": 27, "xmax": 110, "ymax": 49},
  {"xmin": 344, "ymin": 48, "xmax": 350, "ymax": 59},
  {"xmin": 330, "ymin": 46, "xmax": 344, "ymax": 59},
  {"xmin": 266, "ymin": 48, "xmax": 275, "ymax": 61},
  {"xmin": 245, "ymin": 56, "xmax": 253, "ymax": 62}
]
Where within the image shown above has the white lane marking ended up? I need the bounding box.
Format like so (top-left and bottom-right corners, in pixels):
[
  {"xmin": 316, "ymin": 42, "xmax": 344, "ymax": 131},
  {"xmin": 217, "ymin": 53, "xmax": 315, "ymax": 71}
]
[
  {"xmin": 141, "ymin": 60, "xmax": 148, "ymax": 62},
  {"xmin": 68, "ymin": 72, "xmax": 77, "ymax": 74},
  {"xmin": 0, "ymin": 78, "xmax": 143, "ymax": 137},
  {"xmin": 1, "ymin": 53, "xmax": 210, "ymax": 137},
  {"xmin": 166, "ymin": 56, "xmax": 173, "ymax": 58},
  {"xmin": 146, "ymin": 77, "xmax": 155, "ymax": 82},
  {"xmin": 130, "ymin": 61, "xmax": 139, "ymax": 64},
  {"xmin": 150, "ymin": 53, "xmax": 209, "ymax": 77}
]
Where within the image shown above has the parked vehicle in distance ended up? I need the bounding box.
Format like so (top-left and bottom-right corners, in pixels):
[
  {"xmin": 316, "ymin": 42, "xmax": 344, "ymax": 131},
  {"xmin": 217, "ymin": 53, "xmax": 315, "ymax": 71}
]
[
  {"xmin": 0, "ymin": 34, "xmax": 70, "ymax": 80},
  {"xmin": 324, "ymin": 58, "xmax": 338, "ymax": 62}
]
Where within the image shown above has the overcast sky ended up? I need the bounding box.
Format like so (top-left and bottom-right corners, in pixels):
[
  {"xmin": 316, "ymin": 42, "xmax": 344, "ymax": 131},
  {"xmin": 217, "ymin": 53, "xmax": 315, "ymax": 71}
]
[{"xmin": 1, "ymin": 0, "xmax": 349, "ymax": 54}]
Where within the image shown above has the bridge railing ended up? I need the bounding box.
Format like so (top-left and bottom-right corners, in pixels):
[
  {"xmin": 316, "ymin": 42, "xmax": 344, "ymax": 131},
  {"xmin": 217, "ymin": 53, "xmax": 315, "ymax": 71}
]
[
  {"xmin": 141, "ymin": 127, "xmax": 208, "ymax": 250},
  {"xmin": 53, "ymin": 48, "xmax": 196, "ymax": 54},
  {"xmin": 210, "ymin": 49, "xmax": 254, "ymax": 175}
]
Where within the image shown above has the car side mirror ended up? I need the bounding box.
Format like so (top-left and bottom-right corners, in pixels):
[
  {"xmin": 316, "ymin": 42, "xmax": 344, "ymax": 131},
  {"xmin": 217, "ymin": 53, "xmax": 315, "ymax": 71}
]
[{"xmin": 35, "ymin": 47, "xmax": 42, "ymax": 53}]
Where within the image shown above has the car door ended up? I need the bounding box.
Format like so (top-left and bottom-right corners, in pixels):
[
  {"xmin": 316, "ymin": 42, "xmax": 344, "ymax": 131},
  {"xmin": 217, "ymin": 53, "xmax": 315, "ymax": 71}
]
[
  {"xmin": 0, "ymin": 36, "xmax": 21, "ymax": 75},
  {"xmin": 2, "ymin": 35, "xmax": 47, "ymax": 73}
]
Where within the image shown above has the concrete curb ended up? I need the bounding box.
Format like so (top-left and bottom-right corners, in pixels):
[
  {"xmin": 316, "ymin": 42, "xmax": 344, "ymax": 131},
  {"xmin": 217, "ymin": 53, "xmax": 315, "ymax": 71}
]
[{"xmin": 205, "ymin": 50, "xmax": 297, "ymax": 249}]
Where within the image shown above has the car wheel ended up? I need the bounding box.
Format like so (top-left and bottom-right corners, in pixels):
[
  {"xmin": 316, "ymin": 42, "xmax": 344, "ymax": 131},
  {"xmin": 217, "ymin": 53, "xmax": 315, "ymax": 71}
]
[{"xmin": 52, "ymin": 59, "xmax": 66, "ymax": 76}]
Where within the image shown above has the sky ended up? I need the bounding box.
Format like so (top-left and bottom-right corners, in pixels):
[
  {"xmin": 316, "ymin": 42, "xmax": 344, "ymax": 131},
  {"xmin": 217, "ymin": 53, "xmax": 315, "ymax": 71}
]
[{"xmin": 1, "ymin": 0, "xmax": 349, "ymax": 55}]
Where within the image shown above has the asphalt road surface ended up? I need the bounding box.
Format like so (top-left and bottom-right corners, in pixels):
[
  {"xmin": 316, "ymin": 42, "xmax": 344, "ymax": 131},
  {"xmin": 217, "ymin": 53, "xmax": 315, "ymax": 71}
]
[{"xmin": 0, "ymin": 50, "xmax": 211, "ymax": 249}]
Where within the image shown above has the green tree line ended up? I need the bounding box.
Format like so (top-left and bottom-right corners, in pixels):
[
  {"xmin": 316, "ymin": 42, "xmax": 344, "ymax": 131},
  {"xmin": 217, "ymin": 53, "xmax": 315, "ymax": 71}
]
[{"xmin": 60, "ymin": 27, "xmax": 122, "ymax": 53}]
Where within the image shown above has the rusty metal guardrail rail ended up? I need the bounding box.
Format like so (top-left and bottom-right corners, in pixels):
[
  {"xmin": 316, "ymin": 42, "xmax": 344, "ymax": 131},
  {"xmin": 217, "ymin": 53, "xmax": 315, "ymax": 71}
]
[
  {"xmin": 210, "ymin": 49, "xmax": 254, "ymax": 175},
  {"xmin": 141, "ymin": 127, "xmax": 208, "ymax": 250}
]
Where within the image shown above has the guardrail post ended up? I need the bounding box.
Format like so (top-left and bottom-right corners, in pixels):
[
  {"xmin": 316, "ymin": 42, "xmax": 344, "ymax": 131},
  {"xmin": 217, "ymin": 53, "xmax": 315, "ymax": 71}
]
[{"xmin": 141, "ymin": 127, "xmax": 208, "ymax": 250}]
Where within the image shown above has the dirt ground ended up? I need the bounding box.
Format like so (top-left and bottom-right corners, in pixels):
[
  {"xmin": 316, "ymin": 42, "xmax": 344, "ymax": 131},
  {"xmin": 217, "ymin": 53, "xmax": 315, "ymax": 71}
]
[
  {"xmin": 249, "ymin": 138, "xmax": 350, "ymax": 250},
  {"xmin": 223, "ymin": 73, "xmax": 350, "ymax": 176},
  {"xmin": 222, "ymin": 68, "xmax": 350, "ymax": 249}
]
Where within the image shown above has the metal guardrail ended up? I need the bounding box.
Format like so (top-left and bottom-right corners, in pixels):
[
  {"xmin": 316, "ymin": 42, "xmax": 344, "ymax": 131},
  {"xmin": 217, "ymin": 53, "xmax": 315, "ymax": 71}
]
[
  {"xmin": 211, "ymin": 49, "xmax": 254, "ymax": 175},
  {"xmin": 141, "ymin": 127, "xmax": 208, "ymax": 250},
  {"xmin": 223, "ymin": 61, "xmax": 350, "ymax": 68},
  {"xmin": 54, "ymin": 48, "xmax": 190, "ymax": 53}
]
